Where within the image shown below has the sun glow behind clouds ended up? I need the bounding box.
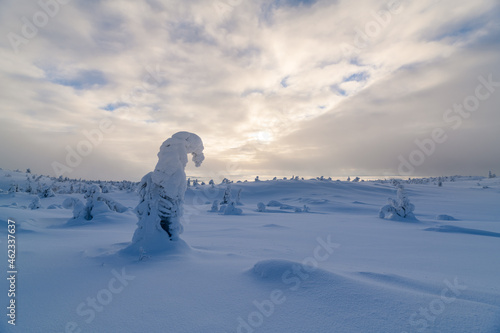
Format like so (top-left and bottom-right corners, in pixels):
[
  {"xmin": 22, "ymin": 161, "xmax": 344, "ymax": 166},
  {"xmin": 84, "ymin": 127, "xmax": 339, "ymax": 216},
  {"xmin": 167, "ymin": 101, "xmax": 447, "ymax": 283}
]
[
  {"xmin": 0, "ymin": 0, "xmax": 499, "ymax": 180},
  {"xmin": 250, "ymin": 131, "xmax": 273, "ymax": 143}
]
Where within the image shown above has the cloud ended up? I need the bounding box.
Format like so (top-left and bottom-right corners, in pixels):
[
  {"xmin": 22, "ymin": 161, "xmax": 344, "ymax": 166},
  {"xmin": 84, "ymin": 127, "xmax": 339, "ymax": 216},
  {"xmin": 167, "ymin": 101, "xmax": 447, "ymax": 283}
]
[{"xmin": 0, "ymin": 0, "xmax": 498, "ymax": 180}]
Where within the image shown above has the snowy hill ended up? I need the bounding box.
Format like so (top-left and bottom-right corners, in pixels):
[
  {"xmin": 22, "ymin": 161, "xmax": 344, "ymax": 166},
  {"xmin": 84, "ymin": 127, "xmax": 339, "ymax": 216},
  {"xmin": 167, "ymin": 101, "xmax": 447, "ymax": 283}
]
[{"xmin": 0, "ymin": 168, "xmax": 499, "ymax": 332}]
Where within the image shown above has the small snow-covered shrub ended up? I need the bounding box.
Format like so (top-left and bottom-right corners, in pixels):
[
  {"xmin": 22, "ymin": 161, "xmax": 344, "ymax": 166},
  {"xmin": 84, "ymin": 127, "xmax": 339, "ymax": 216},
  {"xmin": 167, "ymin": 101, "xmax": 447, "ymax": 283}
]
[
  {"xmin": 29, "ymin": 196, "xmax": 41, "ymax": 210},
  {"xmin": 63, "ymin": 185, "xmax": 127, "ymax": 221},
  {"xmin": 223, "ymin": 202, "xmax": 242, "ymax": 215},
  {"xmin": 38, "ymin": 186, "xmax": 55, "ymax": 198},
  {"xmin": 294, "ymin": 205, "xmax": 311, "ymax": 213},
  {"xmin": 210, "ymin": 200, "xmax": 219, "ymax": 212},
  {"xmin": 100, "ymin": 184, "xmax": 110, "ymax": 193},
  {"xmin": 8, "ymin": 184, "xmax": 18, "ymax": 194},
  {"xmin": 379, "ymin": 185, "xmax": 417, "ymax": 221},
  {"xmin": 257, "ymin": 202, "xmax": 266, "ymax": 212},
  {"xmin": 62, "ymin": 197, "xmax": 88, "ymax": 220},
  {"xmin": 98, "ymin": 195, "xmax": 128, "ymax": 213}
]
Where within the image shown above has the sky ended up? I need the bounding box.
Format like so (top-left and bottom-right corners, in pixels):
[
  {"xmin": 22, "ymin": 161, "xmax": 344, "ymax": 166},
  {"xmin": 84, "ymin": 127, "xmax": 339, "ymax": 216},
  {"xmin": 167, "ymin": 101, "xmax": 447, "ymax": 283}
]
[{"xmin": 0, "ymin": 0, "xmax": 499, "ymax": 181}]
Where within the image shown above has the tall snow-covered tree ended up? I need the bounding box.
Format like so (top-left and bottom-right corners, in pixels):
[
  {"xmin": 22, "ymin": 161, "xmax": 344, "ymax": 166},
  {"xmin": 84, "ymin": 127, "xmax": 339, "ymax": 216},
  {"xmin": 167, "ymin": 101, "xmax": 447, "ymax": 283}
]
[
  {"xmin": 128, "ymin": 132, "xmax": 205, "ymax": 253},
  {"xmin": 221, "ymin": 185, "xmax": 232, "ymax": 205},
  {"xmin": 235, "ymin": 188, "xmax": 243, "ymax": 206}
]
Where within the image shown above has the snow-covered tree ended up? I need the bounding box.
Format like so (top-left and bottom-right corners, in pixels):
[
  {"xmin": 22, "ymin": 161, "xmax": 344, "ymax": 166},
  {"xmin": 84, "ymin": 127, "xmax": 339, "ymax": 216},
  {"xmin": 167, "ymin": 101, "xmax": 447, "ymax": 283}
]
[
  {"xmin": 352, "ymin": 177, "xmax": 360, "ymax": 182},
  {"xmin": 210, "ymin": 200, "xmax": 219, "ymax": 212},
  {"xmin": 209, "ymin": 179, "xmax": 215, "ymax": 188},
  {"xmin": 379, "ymin": 185, "xmax": 417, "ymax": 220},
  {"xmin": 38, "ymin": 185, "xmax": 55, "ymax": 198},
  {"xmin": 489, "ymin": 171, "xmax": 497, "ymax": 178},
  {"xmin": 294, "ymin": 205, "xmax": 311, "ymax": 213},
  {"xmin": 235, "ymin": 188, "xmax": 243, "ymax": 206},
  {"xmin": 221, "ymin": 185, "xmax": 232, "ymax": 205},
  {"xmin": 223, "ymin": 201, "xmax": 242, "ymax": 215},
  {"xmin": 255, "ymin": 176, "xmax": 260, "ymax": 182},
  {"xmin": 347, "ymin": 176, "xmax": 351, "ymax": 182},
  {"xmin": 25, "ymin": 176, "xmax": 33, "ymax": 194},
  {"xmin": 257, "ymin": 202, "xmax": 266, "ymax": 212},
  {"xmin": 29, "ymin": 196, "xmax": 41, "ymax": 210},
  {"xmin": 100, "ymin": 184, "xmax": 110, "ymax": 193},
  {"xmin": 128, "ymin": 132, "xmax": 205, "ymax": 253},
  {"xmin": 63, "ymin": 185, "xmax": 127, "ymax": 221},
  {"xmin": 62, "ymin": 197, "xmax": 87, "ymax": 220},
  {"xmin": 8, "ymin": 184, "xmax": 18, "ymax": 194}
]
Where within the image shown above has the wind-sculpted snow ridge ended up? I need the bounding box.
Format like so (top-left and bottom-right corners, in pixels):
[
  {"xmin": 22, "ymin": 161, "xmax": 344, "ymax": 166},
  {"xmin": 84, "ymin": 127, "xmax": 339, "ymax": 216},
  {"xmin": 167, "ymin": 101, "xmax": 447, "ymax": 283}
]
[
  {"xmin": 124, "ymin": 132, "xmax": 204, "ymax": 255},
  {"xmin": 246, "ymin": 259, "xmax": 500, "ymax": 332}
]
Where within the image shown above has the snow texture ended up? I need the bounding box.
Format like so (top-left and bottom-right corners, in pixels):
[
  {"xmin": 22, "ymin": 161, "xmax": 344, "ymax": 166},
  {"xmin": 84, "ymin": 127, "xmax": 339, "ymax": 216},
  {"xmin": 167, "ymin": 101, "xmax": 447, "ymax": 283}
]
[{"xmin": 0, "ymin": 169, "xmax": 499, "ymax": 333}]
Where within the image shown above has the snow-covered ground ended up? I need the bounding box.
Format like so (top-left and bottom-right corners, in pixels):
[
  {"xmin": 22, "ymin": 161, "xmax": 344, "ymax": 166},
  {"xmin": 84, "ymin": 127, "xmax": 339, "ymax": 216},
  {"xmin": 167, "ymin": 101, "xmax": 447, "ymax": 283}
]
[{"xmin": 0, "ymin": 169, "xmax": 499, "ymax": 332}]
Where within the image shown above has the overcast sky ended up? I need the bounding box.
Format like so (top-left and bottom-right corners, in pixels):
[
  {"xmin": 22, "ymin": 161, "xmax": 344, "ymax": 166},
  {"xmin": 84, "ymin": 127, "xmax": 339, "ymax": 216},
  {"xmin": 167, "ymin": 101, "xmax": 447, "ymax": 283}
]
[{"xmin": 1, "ymin": 0, "xmax": 499, "ymax": 181}]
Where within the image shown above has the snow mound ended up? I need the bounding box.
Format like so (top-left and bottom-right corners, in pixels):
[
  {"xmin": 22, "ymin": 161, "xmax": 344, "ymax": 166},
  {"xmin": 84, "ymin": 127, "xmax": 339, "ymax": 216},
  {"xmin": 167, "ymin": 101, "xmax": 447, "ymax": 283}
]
[
  {"xmin": 120, "ymin": 238, "xmax": 191, "ymax": 257},
  {"xmin": 250, "ymin": 259, "xmax": 336, "ymax": 282},
  {"xmin": 436, "ymin": 214, "xmax": 458, "ymax": 221},
  {"xmin": 266, "ymin": 200, "xmax": 283, "ymax": 207},
  {"xmin": 223, "ymin": 202, "xmax": 242, "ymax": 215},
  {"xmin": 261, "ymin": 224, "xmax": 288, "ymax": 228},
  {"xmin": 425, "ymin": 225, "xmax": 500, "ymax": 238}
]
